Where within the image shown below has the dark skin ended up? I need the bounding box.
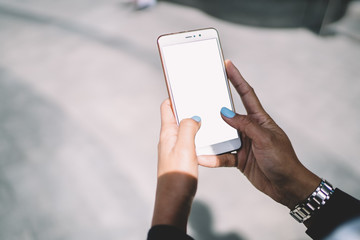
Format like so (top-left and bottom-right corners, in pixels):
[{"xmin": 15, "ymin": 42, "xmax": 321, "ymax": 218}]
[
  {"xmin": 152, "ymin": 60, "xmax": 320, "ymax": 232},
  {"xmin": 198, "ymin": 60, "xmax": 321, "ymax": 210}
]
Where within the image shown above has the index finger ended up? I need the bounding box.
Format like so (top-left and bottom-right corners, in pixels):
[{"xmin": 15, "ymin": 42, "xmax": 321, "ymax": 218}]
[
  {"xmin": 160, "ymin": 98, "xmax": 177, "ymax": 127},
  {"xmin": 225, "ymin": 60, "xmax": 265, "ymax": 115},
  {"xmin": 160, "ymin": 99, "xmax": 178, "ymax": 141}
]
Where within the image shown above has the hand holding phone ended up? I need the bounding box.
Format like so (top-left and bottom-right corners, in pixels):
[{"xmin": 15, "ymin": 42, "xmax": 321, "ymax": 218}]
[
  {"xmin": 152, "ymin": 99, "xmax": 201, "ymax": 230},
  {"xmin": 157, "ymin": 28, "xmax": 241, "ymax": 155}
]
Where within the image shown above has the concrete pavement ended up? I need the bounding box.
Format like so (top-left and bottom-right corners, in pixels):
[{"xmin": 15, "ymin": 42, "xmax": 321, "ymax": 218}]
[{"xmin": 0, "ymin": 1, "xmax": 359, "ymax": 239}]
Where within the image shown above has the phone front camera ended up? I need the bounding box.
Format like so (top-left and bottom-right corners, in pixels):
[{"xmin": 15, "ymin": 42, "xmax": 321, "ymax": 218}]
[{"xmin": 199, "ymin": 34, "xmax": 201, "ymax": 37}]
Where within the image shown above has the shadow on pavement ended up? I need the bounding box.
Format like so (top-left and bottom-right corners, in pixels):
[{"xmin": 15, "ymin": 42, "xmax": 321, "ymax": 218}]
[
  {"xmin": 0, "ymin": 68, "xmax": 147, "ymax": 239},
  {"xmin": 189, "ymin": 200, "xmax": 245, "ymax": 240}
]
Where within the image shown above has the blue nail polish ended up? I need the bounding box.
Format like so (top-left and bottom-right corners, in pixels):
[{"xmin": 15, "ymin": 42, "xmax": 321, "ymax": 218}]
[
  {"xmin": 191, "ymin": 116, "xmax": 201, "ymax": 122},
  {"xmin": 221, "ymin": 107, "xmax": 236, "ymax": 118}
]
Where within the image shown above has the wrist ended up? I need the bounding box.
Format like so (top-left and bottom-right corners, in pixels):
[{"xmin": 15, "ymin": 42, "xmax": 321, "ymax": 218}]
[
  {"xmin": 152, "ymin": 172, "xmax": 197, "ymax": 231},
  {"xmin": 290, "ymin": 179, "xmax": 335, "ymax": 224},
  {"xmin": 156, "ymin": 172, "xmax": 198, "ymax": 200},
  {"xmin": 283, "ymin": 167, "xmax": 321, "ymax": 210},
  {"xmin": 152, "ymin": 194, "xmax": 194, "ymax": 231}
]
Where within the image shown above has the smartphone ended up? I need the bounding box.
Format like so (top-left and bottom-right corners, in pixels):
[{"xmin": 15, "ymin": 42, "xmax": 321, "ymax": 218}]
[{"xmin": 157, "ymin": 28, "xmax": 241, "ymax": 155}]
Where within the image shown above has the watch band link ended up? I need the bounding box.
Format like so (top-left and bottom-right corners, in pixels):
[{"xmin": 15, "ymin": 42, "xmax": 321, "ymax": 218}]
[{"xmin": 290, "ymin": 179, "xmax": 335, "ymax": 223}]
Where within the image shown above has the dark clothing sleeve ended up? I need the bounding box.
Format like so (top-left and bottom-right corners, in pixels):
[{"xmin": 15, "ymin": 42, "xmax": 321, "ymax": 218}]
[
  {"xmin": 306, "ymin": 188, "xmax": 360, "ymax": 240},
  {"xmin": 148, "ymin": 189, "xmax": 360, "ymax": 240},
  {"xmin": 147, "ymin": 225, "xmax": 194, "ymax": 240}
]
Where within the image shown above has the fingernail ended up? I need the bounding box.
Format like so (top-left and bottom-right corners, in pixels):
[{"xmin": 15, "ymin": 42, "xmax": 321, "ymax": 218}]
[
  {"xmin": 221, "ymin": 107, "xmax": 236, "ymax": 118},
  {"xmin": 191, "ymin": 116, "xmax": 201, "ymax": 122}
]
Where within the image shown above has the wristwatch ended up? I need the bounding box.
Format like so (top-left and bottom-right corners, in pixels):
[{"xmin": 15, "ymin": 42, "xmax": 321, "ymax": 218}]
[{"xmin": 290, "ymin": 179, "xmax": 335, "ymax": 223}]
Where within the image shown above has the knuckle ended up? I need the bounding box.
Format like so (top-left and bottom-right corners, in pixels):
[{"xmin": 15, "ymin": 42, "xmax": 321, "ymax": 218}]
[
  {"xmin": 159, "ymin": 128, "xmax": 175, "ymax": 143},
  {"xmin": 239, "ymin": 115, "xmax": 253, "ymax": 127},
  {"xmin": 173, "ymin": 145, "xmax": 192, "ymax": 160},
  {"xmin": 230, "ymin": 115, "xmax": 252, "ymax": 132},
  {"xmin": 240, "ymin": 84, "xmax": 253, "ymax": 97},
  {"xmin": 259, "ymin": 132, "xmax": 275, "ymax": 147},
  {"xmin": 249, "ymin": 86, "xmax": 255, "ymax": 94}
]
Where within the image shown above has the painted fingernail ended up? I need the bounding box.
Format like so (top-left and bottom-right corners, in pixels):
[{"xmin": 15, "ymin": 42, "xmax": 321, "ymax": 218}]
[
  {"xmin": 191, "ymin": 116, "xmax": 201, "ymax": 122},
  {"xmin": 221, "ymin": 107, "xmax": 236, "ymax": 118}
]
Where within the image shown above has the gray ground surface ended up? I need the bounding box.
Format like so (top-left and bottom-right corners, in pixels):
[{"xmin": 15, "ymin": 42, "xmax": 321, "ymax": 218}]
[{"xmin": 0, "ymin": 1, "xmax": 359, "ymax": 239}]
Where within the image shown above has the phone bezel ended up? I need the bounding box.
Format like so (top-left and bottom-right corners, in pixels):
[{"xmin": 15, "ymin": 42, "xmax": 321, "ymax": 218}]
[{"xmin": 157, "ymin": 28, "xmax": 241, "ymax": 155}]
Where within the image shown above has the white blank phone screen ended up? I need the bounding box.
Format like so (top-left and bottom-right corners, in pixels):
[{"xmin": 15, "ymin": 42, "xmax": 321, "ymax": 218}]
[{"xmin": 163, "ymin": 38, "xmax": 238, "ymax": 148}]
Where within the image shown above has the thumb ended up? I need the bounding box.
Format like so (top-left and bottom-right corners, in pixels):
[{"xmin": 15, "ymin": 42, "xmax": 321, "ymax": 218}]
[
  {"xmin": 220, "ymin": 107, "xmax": 267, "ymax": 143},
  {"xmin": 176, "ymin": 116, "xmax": 201, "ymax": 150}
]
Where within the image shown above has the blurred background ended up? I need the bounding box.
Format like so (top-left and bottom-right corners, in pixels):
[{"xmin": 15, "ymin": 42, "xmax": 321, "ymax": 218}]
[{"xmin": 0, "ymin": 0, "xmax": 359, "ymax": 239}]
